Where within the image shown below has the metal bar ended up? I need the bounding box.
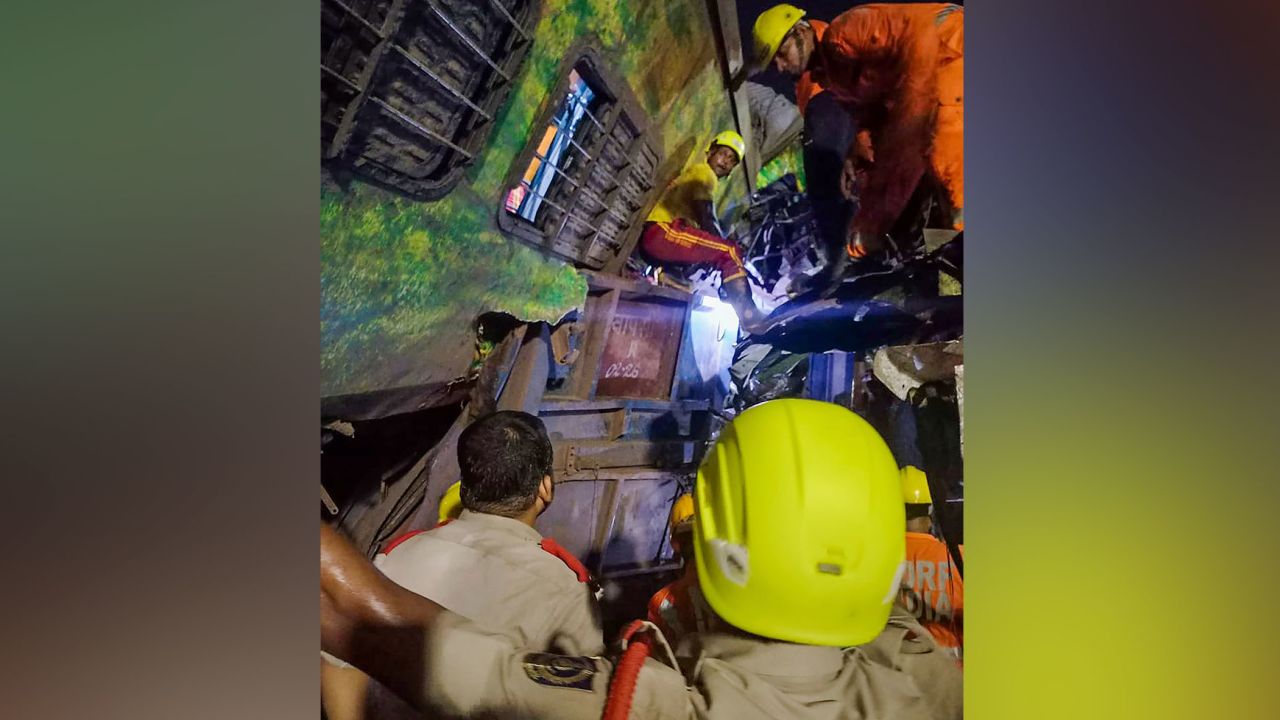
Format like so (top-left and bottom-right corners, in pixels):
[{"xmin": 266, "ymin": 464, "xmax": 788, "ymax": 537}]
[
  {"xmin": 600, "ymin": 562, "xmax": 684, "ymax": 580},
  {"xmin": 530, "ymin": 151, "xmax": 580, "ymax": 189},
  {"xmin": 518, "ymin": 180, "xmax": 571, "ymax": 216},
  {"xmin": 482, "ymin": 0, "xmax": 531, "ymax": 41},
  {"xmin": 517, "ymin": 174, "xmax": 622, "ymax": 235},
  {"xmin": 587, "ymin": 198, "xmax": 631, "ymax": 225},
  {"xmin": 321, "ymin": 484, "xmax": 339, "ymax": 516},
  {"xmin": 520, "ymin": 182, "xmax": 618, "ymax": 238},
  {"xmin": 549, "ymin": 101, "xmax": 615, "ymax": 242},
  {"xmin": 322, "ymin": 63, "xmax": 362, "ymax": 92},
  {"xmin": 423, "ymin": 0, "xmax": 511, "ymax": 82},
  {"xmin": 326, "ymin": 0, "xmax": 386, "ymax": 38},
  {"xmin": 390, "ymin": 45, "xmax": 492, "ymax": 121},
  {"xmin": 573, "ymin": 220, "xmax": 610, "ymax": 263},
  {"xmin": 549, "ymin": 118, "xmax": 597, "ymax": 163},
  {"xmin": 592, "ymin": 481, "xmax": 625, "ymax": 576},
  {"xmin": 370, "ymin": 96, "xmax": 474, "ymax": 158},
  {"xmin": 531, "ymin": 151, "xmax": 632, "ymax": 225},
  {"xmin": 567, "ymin": 91, "xmax": 608, "ymax": 134},
  {"xmin": 325, "ymin": 47, "xmax": 491, "ymax": 124}
]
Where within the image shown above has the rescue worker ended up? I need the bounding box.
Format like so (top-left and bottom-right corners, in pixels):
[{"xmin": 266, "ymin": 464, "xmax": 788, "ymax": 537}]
[
  {"xmin": 900, "ymin": 465, "xmax": 964, "ymax": 660},
  {"xmin": 641, "ymin": 130, "xmax": 765, "ymax": 333},
  {"xmin": 646, "ymin": 493, "xmax": 713, "ymax": 644},
  {"xmin": 760, "ymin": 7, "xmax": 859, "ymax": 296},
  {"xmin": 321, "ymin": 411, "xmax": 602, "ymax": 720},
  {"xmin": 435, "ymin": 480, "xmax": 463, "ymax": 524},
  {"xmin": 753, "ymin": 3, "xmax": 964, "ymax": 287},
  {"xmin": 321, "ymin": 399, "xmax": 963, "ymax": 719}
]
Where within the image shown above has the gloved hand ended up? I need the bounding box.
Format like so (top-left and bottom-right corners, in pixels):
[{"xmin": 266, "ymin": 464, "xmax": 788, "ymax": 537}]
[{"xmin": 839, "ymin": 134, "xmax": 874, "ymax": 201}]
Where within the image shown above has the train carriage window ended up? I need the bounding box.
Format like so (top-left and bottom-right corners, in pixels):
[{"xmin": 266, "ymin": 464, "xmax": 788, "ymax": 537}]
[
  {"xmin": 500, "ymin": 55, "xmax": 661, "ymax": 270},
  {"xmin": 321, "ymin": 0, "xmax": 536, "ymax": 201}
]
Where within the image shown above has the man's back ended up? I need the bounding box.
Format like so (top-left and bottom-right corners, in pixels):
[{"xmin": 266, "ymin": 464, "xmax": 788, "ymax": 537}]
[
  {"xmin": 901, "ymin": 532, "xmax": 964, "ymax": 655},
  {"xmin": 407, "ymin": 611, "xmax": 962, "ymax": 719},
  {"xmin": 681, "ymin": 617, "xmax": 961, "ymax": 719},
  {"xmin": 375, "ymin": 509, "xmax": 603, "ymax": 656}
]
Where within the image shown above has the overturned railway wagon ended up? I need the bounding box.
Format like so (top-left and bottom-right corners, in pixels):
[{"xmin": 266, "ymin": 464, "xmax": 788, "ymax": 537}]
[
  {"xmin": 319, "ymin": 0, "xmax": 966, "ymax": 623},
  {"xmin": 320, "ymin": 0, "xmax": 762, "ymax": 587}
]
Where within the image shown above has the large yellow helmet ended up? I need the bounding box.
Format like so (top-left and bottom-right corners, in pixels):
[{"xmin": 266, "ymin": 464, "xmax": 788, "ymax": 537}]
[
  {"xmin": 901, "ymin": 466, "xmax": 933, "ymax": 505},
  {"xmin": 708, "ymin": 130, "xmax": 746, "ymax": 162},
  {"xmin": 693, "ymin": 399, "xmax": 905, "ymax": 646},
  {"xmin": 437, "ymin": 481, "xmax": 463, "ymax": 524},
  {"xmin": 752, "ymin": 4, "xmax": 806, "ymax": 72}
]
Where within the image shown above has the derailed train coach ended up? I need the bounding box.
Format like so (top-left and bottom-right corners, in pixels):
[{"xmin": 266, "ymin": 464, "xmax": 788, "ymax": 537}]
[
  {"xmin": 320, "ymin": 0, "xmax": 764, "ymax": 608},
  {"xmin": 320, "ymin": 0, "xmax": 965, "ymax": 631}
]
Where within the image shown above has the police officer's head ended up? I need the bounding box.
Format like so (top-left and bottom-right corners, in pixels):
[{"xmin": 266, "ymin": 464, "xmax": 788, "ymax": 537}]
[{"xmin": 457, "ymin": 411, "xmax": 555, "ymax": 521}]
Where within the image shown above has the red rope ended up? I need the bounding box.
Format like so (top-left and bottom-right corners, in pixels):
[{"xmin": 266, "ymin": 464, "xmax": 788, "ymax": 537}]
[
  {"xmin": 379, "ymin": 529, "xmax": 427, "ymax": 555},
  {"xmin": 540, "ymin": 537, "xmax": 591, "ymax": 583},
  {"xmin": 602, "ymin": 621, "xmax": 654, "ymax": 720}
]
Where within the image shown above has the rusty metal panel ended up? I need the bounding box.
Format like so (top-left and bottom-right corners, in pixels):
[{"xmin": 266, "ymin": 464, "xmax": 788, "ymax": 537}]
[
  {"xmin": 535, "ymin": 471, "xmax": 685, "ymax": 576},
  {"xmin": 598, "ymin": 475, "xmax": 681, "ymax": 572},
  {"xmin": 552, "ymin": 439, "xmax": 698, "ymax": 474},
  {"xmin": 596, "ymin": 298, "xmax": 686, "ymax": 399},
  {"xmin": 534, "ymin": 479, "xmax": 607, "ymax": 565},
  {"xmin": 541, "ymin": 401, "xmax": 704, "ymax": 443},
  {"xmin": 536, "ymin": 394, "xmax": 703, "ymax": 577}
]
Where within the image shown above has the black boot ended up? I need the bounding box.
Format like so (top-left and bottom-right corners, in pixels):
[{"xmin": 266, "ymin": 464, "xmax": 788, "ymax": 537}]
[
  {"xmin": 817, "ymin": 248, "xmax": 851, "ymax": 299},
  {"xmin": 722, "ymin": 276, "xmax": 767, "ymax": 335}
]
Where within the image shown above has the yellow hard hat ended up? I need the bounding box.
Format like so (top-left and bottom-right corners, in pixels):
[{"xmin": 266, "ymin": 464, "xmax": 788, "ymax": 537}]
[
  {"xmin": 708, "ymin": 130, "xmax": 746, "ymax": 162},
  {"xmin": 752, "ymin": 4, "xmax": 806, "ymax": 72},
  {"xmin": 901, "ymin": 466, "xmax": 933, "ymax": 505},
  {"xmin": 437, "ymin": 481, "xmax": 463, "ymax": 524},
  {"xmin": 671, "ymin": 493, "xmax": 696, "ymax": 530},
  {"xmin": 693, "ymin": 399, "xmax": 905, "ymax": 646}
]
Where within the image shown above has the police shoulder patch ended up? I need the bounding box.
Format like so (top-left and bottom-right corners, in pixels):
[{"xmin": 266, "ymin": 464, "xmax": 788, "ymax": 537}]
[{"xmin": 521, "ymin": 652, "xmax": 597, "ymax": 692}]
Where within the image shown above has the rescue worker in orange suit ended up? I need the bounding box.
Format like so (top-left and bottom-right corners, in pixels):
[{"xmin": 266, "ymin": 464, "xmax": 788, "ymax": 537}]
[
  {"xmin": 320, "ymin": 411, "xmax": 602, "ymax": 720},
  {"xmin": 754, "ymin": 3, "xmax": 964, "ymax": 290},
  {"xmin": 771, "ymin": 11, "xmax": 860, "ymax": 296},
  {"xmin": 900, "ymin": 465, "xmax": 964, "ymax": 662},
  {"xmin": 641, "ymin": 131, "xmax": 765, "ymax": 333},
  {"xmin": 321, "ymin": 399, "xmax": 963, "ymax": 719},
  {"xmin": 646, "ymin": 493, "xmax": 713, "ymax": 644}
]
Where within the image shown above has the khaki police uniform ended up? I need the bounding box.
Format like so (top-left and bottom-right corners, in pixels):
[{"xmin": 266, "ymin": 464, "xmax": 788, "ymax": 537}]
[
  {"xmin": 325, "ymin": 510, "xmax": 604, "ymax": 720},
  {"xmin": 374, "ymin": 509, "xmax": 603, "ymax": 655},
  {"xmin": 407, "ymin": 605, "xmax": 963, "ymax": 719}
]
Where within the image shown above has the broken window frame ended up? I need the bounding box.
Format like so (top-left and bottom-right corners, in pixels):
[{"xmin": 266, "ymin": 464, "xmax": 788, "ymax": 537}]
[
  {"xmin": 321, "ymin": 0, "xmax": 540, "ymax": 201},
  {"xmin": 497, "ymin": 46, "xmax": 662, "ymax": 270}
]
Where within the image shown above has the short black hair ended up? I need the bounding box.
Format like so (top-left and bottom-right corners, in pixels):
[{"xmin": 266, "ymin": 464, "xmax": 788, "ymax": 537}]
[
  {"xmin": 457, "ymin": 411, "xmax": 554, "ymax": 517},
  {"xmin": 905, "ymin": 503, "xmax": 932, "ymax": 521}
]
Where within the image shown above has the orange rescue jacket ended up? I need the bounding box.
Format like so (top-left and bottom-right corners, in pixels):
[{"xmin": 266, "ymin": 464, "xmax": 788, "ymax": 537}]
[{"xmin": 811, "ymin": 3, "xmax": 964, "ymax": 235}]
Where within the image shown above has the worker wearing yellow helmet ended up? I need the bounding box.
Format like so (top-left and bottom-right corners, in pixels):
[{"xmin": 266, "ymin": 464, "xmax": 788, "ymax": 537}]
[
  {"xmin": 899, "ymin": 465, "xmax": 965, "ymax": 660},
  {"xmin": 645, "ymin": 492, "xmax": 714, "ymax": 644},
  {"xmin": 639, "ymin": 129, "xmax": 767, "ymax": 334},
  {"xmin": 321, "ymin": 399, "xmax": 962, "ymax": 719},
  {"xmin": 750, "ymin": 4, "xmax": 857, "ymax": 298},
  {"xmin": 753, "ymin": 3, "xmax": 964, "ymax": 292},
  {"xmin": 436, "ymin": 480, "xmax": 463, "ymax": 524}
]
